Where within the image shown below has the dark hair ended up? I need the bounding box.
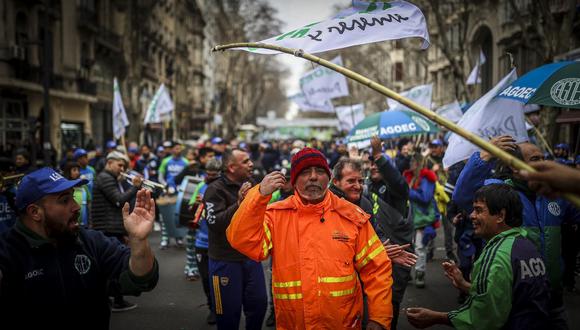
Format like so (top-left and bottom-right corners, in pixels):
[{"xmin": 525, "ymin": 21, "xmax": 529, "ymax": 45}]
[
  {"xmin": 332, "ymin": 158, "xmax": 363, "ymax": 181},
  {"xmin": 15, "ymin": 148, "xmax": 30, "ymax": 161},
  {"xmin": 397, "ymin": 138, "xmax": 410, "ymax": 151},
  {"xmin": 198, "ymin": 147, "xmax": 215, "ymax": 158},
  {"xmin": 474, "ymin": 184, "xmax": 522, "ymax": 227},
  {"xmin": 221, "ymin": 148, "xmax": 244, "ymax": 171},
  {"xmin": 492, "ymin": 144, "xmax": 524, "ymax": 181},
  {"xmin": 62, "ymin": 161, "xmax": 80, "ymax": 180}
]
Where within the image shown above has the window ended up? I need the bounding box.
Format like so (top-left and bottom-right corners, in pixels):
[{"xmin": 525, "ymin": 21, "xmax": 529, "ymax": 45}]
[
  {"xmin": 393, "ymin": 62, "xmax": 403, "ymax": 81},
  {"xmin": 60, "ymin": 122, "xmax": 84, "ymax": 150},
  {"xmin": 0, "ymin": 98, "xmax": 28, "ymax": 151}
]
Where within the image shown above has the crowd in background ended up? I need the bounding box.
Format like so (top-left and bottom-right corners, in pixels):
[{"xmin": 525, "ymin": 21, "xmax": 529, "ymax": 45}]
[{"xmin": 1, "ymin": 133, "xmax": 579, "ymax": 328}]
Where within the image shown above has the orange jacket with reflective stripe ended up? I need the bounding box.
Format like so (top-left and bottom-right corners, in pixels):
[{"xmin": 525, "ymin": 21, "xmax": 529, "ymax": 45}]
[{"xmin": 227, "ymin": 185, "xmax": 393, "ymax": 330}]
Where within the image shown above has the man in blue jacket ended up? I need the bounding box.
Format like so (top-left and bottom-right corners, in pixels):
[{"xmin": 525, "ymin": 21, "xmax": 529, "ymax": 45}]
[
  {"xmin": 453, "ymin": 135, "xmax": 579, "ymax": 329},
  {"xmin": 0, "ymin": 167, "xmax": 158, "ymax": 329}
]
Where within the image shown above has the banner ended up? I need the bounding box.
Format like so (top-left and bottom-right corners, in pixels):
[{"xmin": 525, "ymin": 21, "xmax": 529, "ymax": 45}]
[
  {"xmin": 387, "ymin": 84, "xmax": 432, "ymax": 111},
  {"xmin": 237, "ymin": 1, "xmax": 429, "ymax": 55},
  {"xmin": 335, "ymin": 104, "xmax": 365, "ymax": 131},
  {"xmin": 288, "ymin": 92, "xmax": 335, "ymax": 113},
  {"xmin": 435, "ymin": 100, "xmax": 463, "ymax": 123},
  {"xmin": 443, "ymin": 69, "xmax": 528, "ymax": 168},
  {"xmin": 466, "ymin": 50, "xmax": 487, "ymax": 85},
  {"xmin": 144, "ymin": 84, "xmax": 174, "ymax": 124},
  {"xmin": 112, "ymin": 77, "xmax": 129, "ymax": 139},
  {"xmin": 300, "ymin": 56, "xmax": 349, "ymax": 102}
]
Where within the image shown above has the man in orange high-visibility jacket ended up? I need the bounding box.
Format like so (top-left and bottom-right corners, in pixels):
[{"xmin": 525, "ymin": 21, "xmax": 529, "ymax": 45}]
[{"xmin": 227, "ymin": 147, "xmax": 393, "ymax": 330}]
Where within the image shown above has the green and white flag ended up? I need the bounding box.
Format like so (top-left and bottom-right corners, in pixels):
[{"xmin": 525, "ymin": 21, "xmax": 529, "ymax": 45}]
[
  {"xmin": 288, "ymin": 91, "xmax": 335, "ymax": 113},
  {"xmin": 112, "ymin": 77, "xmax": 129, "ymax": 139},
  {"xmin": 387, "ymin": 84, "xmax": 432, "ymax": 111},
  {"xmin": 300, "ymin": 56, "xmax": 349, "ymax": 102},
  {"xmin": 239, "ymin": 1, "xmax": 429, "ymax": 55},
  {"xmin": 144, "ymin": 83, "xmax": 174, "ymax": 124}
]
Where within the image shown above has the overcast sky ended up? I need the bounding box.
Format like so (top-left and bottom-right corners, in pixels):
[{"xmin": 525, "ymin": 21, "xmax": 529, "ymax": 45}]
[{"xmin": 267, "ymin": 0, "xmax": 350, "ymax": 118}]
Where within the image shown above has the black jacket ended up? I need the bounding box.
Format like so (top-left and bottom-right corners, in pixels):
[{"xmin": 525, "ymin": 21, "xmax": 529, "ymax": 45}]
[
  {"xmin": 0, "ymin": 221, "xmax": 158, "ymax": 329},
  {"xmin": 329, "ymin": 185, "xmax": 412, "ymax": 246},
  {"xmin": 91, "ymin": 170, "xmax": 139, "ymax": 235},
  {"xmin": 203, "ymin": 175, "xmax": 249, "ymax": 261},
  {"xmin": 368, "ymin": 156, "xmax": 409, "ymax": 217}
]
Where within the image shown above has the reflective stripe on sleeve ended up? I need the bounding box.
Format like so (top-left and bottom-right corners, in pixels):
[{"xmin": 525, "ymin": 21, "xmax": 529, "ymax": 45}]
[
  {"xmin": 357, "ymin": 245, "xmax": 385, "ymax": 269},
  {"xmin": 355, "ymin": 235, "xmax": 380, "ymax": 262}
]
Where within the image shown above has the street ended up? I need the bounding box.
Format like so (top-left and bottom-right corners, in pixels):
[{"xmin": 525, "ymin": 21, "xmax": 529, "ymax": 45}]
[{"xmin": 111, "ymin": 229, "xmax": 580, "ymax": 330}]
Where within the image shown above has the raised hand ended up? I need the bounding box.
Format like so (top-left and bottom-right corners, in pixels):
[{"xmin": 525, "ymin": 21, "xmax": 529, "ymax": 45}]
[
  {"xmin": 370, "ymin": 135, "xmax": 383, "ymax": 160},
  {"xmin": 122, "ymin": 189, "xmax": 155, "ymax": 241},
  {"xmin": 442, "ymin": 261, "xmax": 470, "ymax": 293},
  {"xmin": 480, "ymin": 135, "xmax": 516, "ymax": 161},
  {"xmin": 259, "ymin": 171, "xmax": 286, "ymax": 196}
]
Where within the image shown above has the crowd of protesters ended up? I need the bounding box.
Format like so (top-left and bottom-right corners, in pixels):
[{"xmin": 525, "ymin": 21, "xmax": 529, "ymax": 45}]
[{"xmin": 0, "ymin": 133, "xmax": 579, "ymax": 329}]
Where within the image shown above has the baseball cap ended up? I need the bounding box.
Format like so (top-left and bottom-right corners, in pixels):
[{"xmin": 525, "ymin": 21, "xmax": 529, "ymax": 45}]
[
  {"xmin": 15, "ymin": 167, "xmax": 88, "ymax": 210},
  {"xmin": 429, "ymin": 139, "xmax": 444, "ymax": 147},
  {"xmin": 554, "ymin": 143, "xmax": 569, "ymax": 151},
  {"xmin": 106, "ymin": 151, "xmax": 130, "ymax": 163},
  {"xmin": 106, "ymin": 140, "xmax": 117, "ymax": 149},
  {"xmin": 162, "ymin": 140, "xmax": 174, "ymax": 148},
  {"xmin": 211, "ymin": 137, "xmax": 224, "ymax": 144},
  {"xmin": 73, "ymin": 148, "xmax": 88, "ymax": 160},
  {"xmin": 128, "ymin": 146, "xmax": 139, "ymax": 153}
]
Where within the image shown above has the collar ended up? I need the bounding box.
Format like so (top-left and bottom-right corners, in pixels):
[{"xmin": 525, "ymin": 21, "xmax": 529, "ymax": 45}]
[
  {"xmin": 222, "ymin": 175, "xmax": 243, "ymax": 188},
  {"xmin": 329, "ymin": 184, "xmax": 362, "ymax": 205},
  {"xmin": 487, "ymin": 227, "xmax": 524, "ymax": 246},
  {"xmin": 14, "ymin": 220, "xmax": 51, "ymax": 248},
  {"xmin": 292, "ymin": 188, "xmax": 331, "ymax": 212}
]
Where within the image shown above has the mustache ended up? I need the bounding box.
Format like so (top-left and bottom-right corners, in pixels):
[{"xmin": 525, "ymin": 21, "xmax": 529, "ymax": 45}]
[{"xmin": 305, "ymin": 184, "xmax": 324, "ymax": 190}]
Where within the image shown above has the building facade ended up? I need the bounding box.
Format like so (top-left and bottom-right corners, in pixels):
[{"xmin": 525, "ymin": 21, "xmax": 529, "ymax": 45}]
[{"xmin": 0, "ymin": 0, "xmax": 206, "ymax": 162}]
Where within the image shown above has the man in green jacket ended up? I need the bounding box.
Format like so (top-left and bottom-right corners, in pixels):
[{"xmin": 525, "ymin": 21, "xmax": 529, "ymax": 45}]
[{"xmin": 406, "ymin": 184, "xmax": 550, "ymax": 329}]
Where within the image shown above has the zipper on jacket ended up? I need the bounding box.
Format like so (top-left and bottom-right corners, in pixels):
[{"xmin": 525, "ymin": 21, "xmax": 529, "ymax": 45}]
[{"xmin": 55, "ymin": 247, "xmax": 67, "ymax": 302}]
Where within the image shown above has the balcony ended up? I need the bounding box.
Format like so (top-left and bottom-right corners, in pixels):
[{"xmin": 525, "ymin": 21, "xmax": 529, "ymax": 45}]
[
  {"xmin": 96, "ymin": 27, "xmax": 122, "ymax": 53},
  {"xmin": 77, "ymin": 78, "xmax": 97, "ymax": 95},
  {"xmin": 141, "ymin": 64, "xmax": 157, "ymax": 80},
  {"xmin": 77, "ymin": 7, "xmax": 98, "ymax": 33}
]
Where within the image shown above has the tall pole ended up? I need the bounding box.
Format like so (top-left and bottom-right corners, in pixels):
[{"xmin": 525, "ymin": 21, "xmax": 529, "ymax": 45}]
[
  {"xmin": 42, "ymin": 0, "xmax": 52, "ymax": 166},
  {"xmin": 212, "ymin": 42, "xmax": 580, "ymax": 208}
]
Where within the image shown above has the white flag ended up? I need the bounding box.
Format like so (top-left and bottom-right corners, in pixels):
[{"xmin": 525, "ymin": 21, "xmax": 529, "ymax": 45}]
[
  {"xmin": 300, "ymin": 56, "xmax": 349, "ymax": 103},
  {"xmin": 443, "ymin": 69, "xmax": 528, "ymax": 168},
  {"xmin": 112, "ymin": 77, "xmax": 129, "ymax": 139},
  {"xmin": 236, "ymin": 1, "xmax": 429, "ymax": 55},
  {"xmin": 288, "ymin": 92, "xmax": 335, "ymax": 113},
  {"xmin": 435, "ymin": 100, "xmax": 463, "ymax": 123},
  {"xmin": 466, "ymin": 50, "xmax": 487, "ymax": 85},
  {"xmin": 335, "ymin": 104, "xmax": 365, "ymax": 131},
  {"xmin": 144, "ymin": 84, "xmax": 174, "ymax": 124},
  {"xmin": 387, "ymin": 84, "xmax": 432, "ymax": 111}
]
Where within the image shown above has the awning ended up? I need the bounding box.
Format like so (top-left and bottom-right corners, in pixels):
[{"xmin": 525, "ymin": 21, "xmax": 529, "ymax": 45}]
[{"xmin": 556, "ymin": 110, "xmax": 580, "ymax": 124}]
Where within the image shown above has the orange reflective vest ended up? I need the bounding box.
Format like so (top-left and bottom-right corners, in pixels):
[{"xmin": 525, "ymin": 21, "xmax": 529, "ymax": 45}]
[{"xmin": 227, "ymin": 185, "xmax": 393, "ymax": 329}]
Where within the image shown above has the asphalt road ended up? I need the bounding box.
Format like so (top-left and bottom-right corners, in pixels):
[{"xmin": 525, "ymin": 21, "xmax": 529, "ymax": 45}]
[{"xmin": 111, "ymin": 229, "xmax": 580, "ymax": 330}]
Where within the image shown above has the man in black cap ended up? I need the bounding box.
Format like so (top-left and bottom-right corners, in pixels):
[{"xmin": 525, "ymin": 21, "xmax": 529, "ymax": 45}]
[{"xmin": 0, "ymin": 167, "xmax": 158, "ymax": 328}]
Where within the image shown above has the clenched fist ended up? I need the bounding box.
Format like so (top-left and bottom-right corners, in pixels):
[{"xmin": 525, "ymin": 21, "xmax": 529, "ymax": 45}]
[{"xmin": 259, "ymin": 171, "xmax": 287, "ymax": 196}]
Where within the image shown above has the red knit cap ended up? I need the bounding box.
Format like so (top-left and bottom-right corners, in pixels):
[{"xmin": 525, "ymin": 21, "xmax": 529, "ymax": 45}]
[{"xmin": 290, "ymin": 147, "xmax": 331, "ymax": 186}]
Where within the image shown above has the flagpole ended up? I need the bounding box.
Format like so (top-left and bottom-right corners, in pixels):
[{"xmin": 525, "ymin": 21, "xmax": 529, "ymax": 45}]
[
  {"xmin": 526, "ymin": 118, "xmax": 554, "ymax": 157},
  {"xmin": 212, "ymin": 42, "xmax": 580, "ymax": 207}
]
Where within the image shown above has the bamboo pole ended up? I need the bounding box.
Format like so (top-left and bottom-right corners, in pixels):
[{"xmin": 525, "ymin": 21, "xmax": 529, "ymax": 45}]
[{"xmin": 212, "ymin": 42, "xmax": 580, "ymax": 207}]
